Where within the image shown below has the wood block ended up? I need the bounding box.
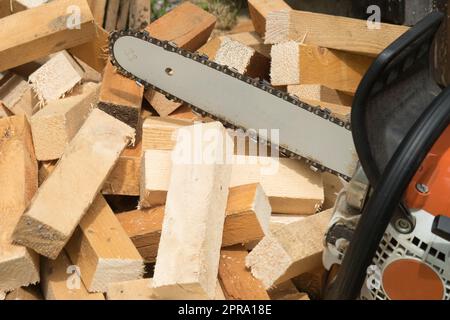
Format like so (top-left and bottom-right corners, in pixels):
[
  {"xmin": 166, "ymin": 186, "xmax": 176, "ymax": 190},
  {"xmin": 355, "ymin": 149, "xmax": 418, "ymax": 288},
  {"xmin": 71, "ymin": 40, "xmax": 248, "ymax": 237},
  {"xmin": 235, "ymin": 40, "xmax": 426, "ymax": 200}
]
[
  {"xmin": 246, "ymin": 209, "xmax": 332, "ymax": 288},
  {"xmin": 69, "ymin": 24, "xmax": 109, "ymax": 73},
  {"xmin": 219, "ymin": 246, "xmax": 270, "ymax": 300},
  {"xmin": 102, "ymin": 140, "xmax": 142, "ymax": 196},
  {"xmin": 31, "ymin": 82, "xmax": 100, "ymax": 161},
  {"xmin": 144, "ymin": 2, "xmax": 216, "ymax": 116},
  {"xmin": 0, "ymin": 0, "xmax": 48, "ymax": 19},
  {"xmin": 0, "ymin": 116, "xmax": 39, "ymax": 293},
  {"xmin": 98, "ymin": 61, "xmax": 144, "ymax": 130},
  {"xmin": 152, "ymin": 122, "xmax": 233, "ymax": 300},
  {"xmin": 107, "ymin": 279, "xmax": 156, "ymax": 300},
  {"xmin": 248, "ymin": 0, "xmax": 291, "ymax": 37},
  {"xmin": 12, "ymin": 109, "xmax": 135, "ymax": 259},
  {"xmin": 86, "ymin": 0, "xmax": 107, "ymax": 25},
  {"xmin": 129, "ymin": 0, "xmax": 151, "ymax": 30},
  {"xmin": 265, "ymin": 9, "xmax": 409, "ymax": 56},
  {"xmin": 287, "ymin": 84, "xmax": 353, "ymax": 119},
  {"xmin": 0, "ymin": 0, "xmax": 96, "ymax": 72},
  {"xmin": 0, "ymin": 74, "xmax": 37, "ymax": 118},
  {"xmin": 41, "ymin": 251, "xmax": 105, "ymax": 300},
  {"xmin": 142, "ymin": 117, "xmax": 192, "ymax": 151},
  {"xmin": 140, "ymin": 150, "xmax": 324, "ymax": 214},
  {"xmin": 116, "ymin": 0, "xmax": 130, "ymax": 30},
  {"xmin": 214, "ymin": 37, "xmax": 270, "ymax": 80},
  {"xmin": 119, "ymin": 183, "xmax": 271, "ymax": 262},
  {"xmin": 29, "ymin": 51, "xmax": 85, "ymax": 103},
  {"xmin": 66, "ymin": 195, "xmax": 144, "ymax": 293},
  {"xmin": 5, "ymin": 285, "xmax": 43, "ymax": 300},
  {"xmin": 270, "ymin": 214, "xmax": 306, "ymax": 233},
  {"xmin": 104, "ymin": 0, "xmax": 120, "ymax": 31}
]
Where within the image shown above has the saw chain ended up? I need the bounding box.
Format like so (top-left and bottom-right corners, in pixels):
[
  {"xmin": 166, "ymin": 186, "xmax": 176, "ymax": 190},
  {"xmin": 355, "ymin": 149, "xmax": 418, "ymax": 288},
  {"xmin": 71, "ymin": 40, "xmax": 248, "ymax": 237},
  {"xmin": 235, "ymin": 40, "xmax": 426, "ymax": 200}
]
[{"xmin": 109, "ymin": 30, "xmax": 354, "ymax": 181}]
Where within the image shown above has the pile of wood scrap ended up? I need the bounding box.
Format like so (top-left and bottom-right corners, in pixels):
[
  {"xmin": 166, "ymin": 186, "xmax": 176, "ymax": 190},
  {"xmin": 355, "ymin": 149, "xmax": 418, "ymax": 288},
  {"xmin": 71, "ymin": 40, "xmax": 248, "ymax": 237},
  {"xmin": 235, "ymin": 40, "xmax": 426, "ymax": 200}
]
[{"xmin": 0, "ymin": 0, "xmax": 408, "ymax": 300}]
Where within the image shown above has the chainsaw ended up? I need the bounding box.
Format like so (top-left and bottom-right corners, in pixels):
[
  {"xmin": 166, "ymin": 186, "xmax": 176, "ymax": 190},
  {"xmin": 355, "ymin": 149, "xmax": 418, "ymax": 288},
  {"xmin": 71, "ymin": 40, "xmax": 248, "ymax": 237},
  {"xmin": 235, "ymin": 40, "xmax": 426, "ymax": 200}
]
[{"xmin": 109, "ymin": 11, "xmax": 449, "ymax": 300}]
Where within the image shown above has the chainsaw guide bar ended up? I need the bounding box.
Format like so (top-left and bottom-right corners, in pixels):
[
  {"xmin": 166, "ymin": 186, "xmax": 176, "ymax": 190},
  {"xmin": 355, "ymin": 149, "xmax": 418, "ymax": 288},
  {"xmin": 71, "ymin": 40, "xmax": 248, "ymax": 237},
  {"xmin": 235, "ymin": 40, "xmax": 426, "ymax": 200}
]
[{"xmin": 109, "ymin": 30, "xmax": 358, "ymax": 181}]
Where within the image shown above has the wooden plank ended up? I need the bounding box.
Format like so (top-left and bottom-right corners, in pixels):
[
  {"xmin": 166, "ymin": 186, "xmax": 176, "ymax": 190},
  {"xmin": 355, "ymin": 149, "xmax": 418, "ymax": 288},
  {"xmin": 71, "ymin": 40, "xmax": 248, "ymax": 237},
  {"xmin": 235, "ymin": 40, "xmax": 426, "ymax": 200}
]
[
  {"xmin": 142, "ymin": 117, "xmax": 192, "ymax": 151},
  {"xmin": 287, "ymin": 84, "xmax": 352, "ymax": 119},
  {"xmin": 265, "ymin": 9, "xmax": 409, "ymax": 56},
  {"xmin": 0, "ymin": 0, "xmax": 96, "ymax": 72},
  {"xmin": 246, "ymin": 209, "xmax": 332, "ymax": 288},
  {"xmin": 5, "ymin": 285, "xmax": 43, "ymax": 300},
  {"xmin": 219, "ymin": 246, "xmax": 270, "ymax": 300},
  {"xmin": 29, "ymin": 51, "xmax": 85, "ymax": 103},
  {"xmin": 140, "ymin": 150, "xmax": 324, "ymax": 214},
  {"xmin": 41, "ymin": 251, "xmax": 105, "ymax": 300},
  {"xmin": 65, "ymin": 195, "xmax": 144, "ymax": 293},
  {"xmin": 86, "ymin": 0, "xmax": 107, "ymax": 25},
  {"xmin": 0, "ymin": 74, "xmax": 37, "ymax": 118},
  {"xmin": 98, "ymin": 61, "xmax": 144, "ymax": 130},
  {"xmin": 0, "ymin": 116, "xmax": 39, "ymax": 293},
  {"xmin": 107, "ymin": 279, "xmax": 156, "ymax": 300},
  {"xmin": 69, "ymin": 24, "xmax": 109, "ymax": 73},
  {"xmin": 144, "ymin": 2, "xmax": 217, "ymax": 116},
  {"xmin": 104, "ymin": 0, "xmax": 120, "ymax": 31},
  {"xmin": 152, "ymin": 122, "xmax": 233, "ymax": 299},
  {"xmin": 31, "ymin": 82, "xmax": 100, "ymax": 161},
  {"xmin": 129, "ymin": 0, "xmax": 151, "ymax": 30},
  {"xmin": 102, "ymin": 140, "xmax": 142, "ymax": 196},
  {"xmin": 12, "ymin": 109, "xmax": 135, "ymax": 259},
  {"xmin": 116, "ymin": 0, "xmax": 130, "ymax": 30},
  {"xmin": 118, "ymin": 183, "xmax": 271, "ymax": 262},
  {"xmin": 0, "ymin": 0, "xmax": 47, "ymax": 19},
  {"xmin": 248, "ymin": 0, "xmax": 291, "ymax": 37}
]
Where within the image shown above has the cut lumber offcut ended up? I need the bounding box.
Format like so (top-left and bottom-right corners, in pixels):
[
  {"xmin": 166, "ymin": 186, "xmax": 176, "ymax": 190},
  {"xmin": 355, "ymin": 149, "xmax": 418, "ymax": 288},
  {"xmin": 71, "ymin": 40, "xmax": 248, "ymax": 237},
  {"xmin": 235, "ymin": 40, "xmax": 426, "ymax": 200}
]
[
  {"xmin": 69, "ymin": 24, "xmax": 109, "ymax": 73},
  {"xmin": 270, "ymin": 41, "xmax": 300, "ymax": 86},
  {"xmin": 38, "ymin": 161, "xmax": 56, "ymax": 186},
  {"xmin": 12, "ymin": 109, "xmax": 135, "ymax": 259},
  {"xmin": 144, "ymin": 2, "xmax": 216, "ymax": 116},
  {"xmin": 248, "ymin": 0, "xmax": 291, "ymax": 37},
  {"xmin": 246, "ymin": 209, "xmax": 333, "ymax": 288},
  {"xmin": 104, "ymin": 0, "xmax": 120, "ymax": 31},
  {"xmin": 119, "ymin": 183, "xmax": 271, "ymax": 263},
  {"xmin": 265, "ymin": 9, "xmax": 409, "ymax": 56},
  {"xmin": 268, "ymin": 280, "xmax": 309, "ymax": 300},
  {"xmin": 116, "ymin": 0, "xmax": 130, "ymax": 30},
  {"xmin": 0, "ymin": 0, "xmax": 48, "ymax": 19},
  {"xmin": 86, "ymin": 0, "xmax": 107, "ymax": 25},
  {"xmin": 107, "ymin": 279, "xmax": 156, "ymax": 300},
  {"xmin": 30, "ymin": 82, "xmax": 100, "ymax": 161},
  {"xmin": 102, "ymin": 140, "xmax": 142, "ymax": 196},
  {"xmin": 129, "ymin": 0, "xmax": 151, "ymax": 30},
  {"xmin": 142, "ymin": 117, "xmax": 192, "ymax": 151},
  {"xmin": 270, "ymin": 214, "xmax": 306, "ymax": 232},
  {"xmin": 0, "ymin": 116, "xmax": 39, "ymax": 293},
  {"xmin": 140, "ymin": 150, "xmax": 324, "ymax": 214},
  {"xmin": 5, "ymin": 285, "xmax": 43, "ymax": 300},
  {"xmin": 66, "ymin": 195, "xmax": 144, "ymax": 293},
  {"xmin": 0, "ymin": 74, "xmax": 37, "ymax": 118},
  {"xmin": 41, "ymin": 251, "xmax": 105, "ymax": 300},
  {"xmin": 28, "ymin": 51, "xmax": 85, "ymax": 103},
  {"xmin": 219, "ymin": 246, "xmax": 270, "ymax": 300},
  {"xmin": 0, "ymin": 0, "xmax": 96, "ymax": 72},
  {"xmin": 98, "ymin": 61, "xmax": 144, "ymax": 130},
  {"xmin": 297, "ymin": 45, "xmax": 373, "ymax": 94},
  {"xmin": 214, "ymin": 37, "xmax": 270, "ymax": 80},
  {"xmin": 152, "ymin": 122, "xmax": 233, "ymax": 300}
]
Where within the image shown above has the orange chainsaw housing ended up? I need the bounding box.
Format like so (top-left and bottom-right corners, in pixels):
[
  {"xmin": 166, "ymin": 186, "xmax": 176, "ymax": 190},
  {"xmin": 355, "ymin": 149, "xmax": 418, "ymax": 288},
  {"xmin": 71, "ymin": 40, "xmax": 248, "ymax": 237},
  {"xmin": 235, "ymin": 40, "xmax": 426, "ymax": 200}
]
[{"xmin": 405, "ymin": 126, "xmax": 450, "ymax": 217}]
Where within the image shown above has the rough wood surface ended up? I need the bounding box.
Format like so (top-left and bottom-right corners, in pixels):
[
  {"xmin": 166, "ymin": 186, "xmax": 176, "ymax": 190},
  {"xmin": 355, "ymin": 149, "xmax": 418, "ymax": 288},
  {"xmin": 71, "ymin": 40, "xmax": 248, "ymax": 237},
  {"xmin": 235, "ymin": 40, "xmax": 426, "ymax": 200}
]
[
  {"xmin": 107, "ymin": 279, "xmax": 156, "ymax": 300},
  {"xmin": 28, "ymin": 51, "xmax": 85, "ymax": 103},
  {"xmin": 98, "ymin": 61, "xmax": 144, "ymax": 130},
  {"xmin": 144, "ymin": 2, "xmax": 216, "ymax": 116},
  {"xmin": 0, "ymin": 0, "xmax": 96, "ymax": 72},
  {"xmin": 86, "ymin": 0, "xmax": 107, "ymax": 25},
  {"xmin": 248, "ymin": 0, "xmax": 291, "ymax": 37},
  {"xmin": 0, "ymin": 116, "xmax": 39, "ymax": 293},
  {"xmin": 219, "ymin": 246, "xmax": 270, "ymax": 300},
  {"xmin": 267, "ymin": 280, "xmax": 309, "ymax": 300},
  {"xmin": 0, "ymin": 74, "xmax": 36, "ymax": 118},
  {"xmin": 246, "ymin": 209, "xmax": 332, "ymax": 288},
  {"xmin": 265, "ymin": 9, "xmax": 409, "ymax": 56},
  {"xmin": 31, "ymin": 82, "xmax": 100, "ymax": 161},
  {"xmin": 116, "ymin": 0, "xmax": 130, "ymax": 30},
  {"xmin": 41, "ymin": 251, "xmax": 104, "ymax": 300},
  {"xmin": 66, "ymin": 195, "xmax": 144, "ymax": 293},
  {"xmin": 152, "ymin": 122, "xmax": 233, "ymax": 299},
  {"xmin": 129, "ymin": 0, "xmax": 151, "ymax": 30},
  {"xmin": 140, "ymin": 150, "xmax": 324, "ymax": 214},
  {"xmin": 13, "ymin": 109, "xmax": 135, "ymax": 259},
  {"xmin": 104, "ymin": 0, "xmax": 120, "ymax": 31},
  {"xmin": 119, "ymin": 183, "xmax": 271, "ymax": 262},
  {"xmin": 142, "ymin": 117, "xmax": 192, "ymax": 151}
]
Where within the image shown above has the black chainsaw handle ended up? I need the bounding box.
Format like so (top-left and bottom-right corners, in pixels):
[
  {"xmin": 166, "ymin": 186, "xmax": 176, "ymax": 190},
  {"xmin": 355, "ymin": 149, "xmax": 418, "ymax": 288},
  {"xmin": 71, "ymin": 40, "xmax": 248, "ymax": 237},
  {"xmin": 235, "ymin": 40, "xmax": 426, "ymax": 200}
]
[
  {"xmin": 327, "ymin": 86, "xmax": 450, "ymax": 300},
  {"xmin": 351, "ymin": 11, "xmax": 444, "ymax": 185}
]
